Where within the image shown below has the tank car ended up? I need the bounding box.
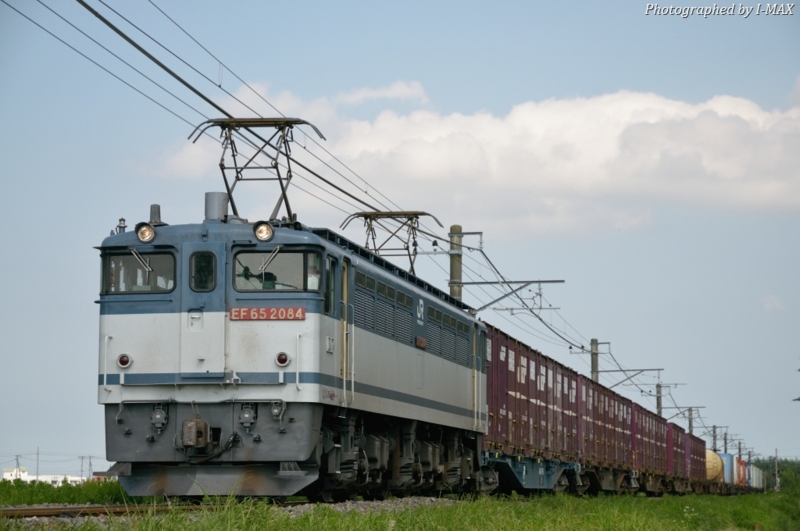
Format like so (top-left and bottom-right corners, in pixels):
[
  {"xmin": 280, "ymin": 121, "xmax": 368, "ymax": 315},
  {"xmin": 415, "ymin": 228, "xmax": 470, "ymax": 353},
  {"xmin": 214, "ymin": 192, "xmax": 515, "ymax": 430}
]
[{"xmin": 97, "ymin": 192, "xmax": 497, "ymax": 499}]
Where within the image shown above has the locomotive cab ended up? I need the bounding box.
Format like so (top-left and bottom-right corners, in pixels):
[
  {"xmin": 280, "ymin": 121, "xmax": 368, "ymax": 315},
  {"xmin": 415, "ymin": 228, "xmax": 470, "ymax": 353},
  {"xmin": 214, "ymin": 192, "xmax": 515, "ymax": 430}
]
[{"xmin": 97, "ymin": 198, "xmax": 333, "ymax": 496}]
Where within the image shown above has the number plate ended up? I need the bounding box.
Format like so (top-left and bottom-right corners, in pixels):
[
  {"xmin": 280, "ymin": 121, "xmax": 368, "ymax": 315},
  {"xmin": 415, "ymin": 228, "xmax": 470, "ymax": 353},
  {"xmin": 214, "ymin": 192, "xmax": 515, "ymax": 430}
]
[{"xmin": 229, "ymin": 307, "xmax": 306, "ymax": 320}]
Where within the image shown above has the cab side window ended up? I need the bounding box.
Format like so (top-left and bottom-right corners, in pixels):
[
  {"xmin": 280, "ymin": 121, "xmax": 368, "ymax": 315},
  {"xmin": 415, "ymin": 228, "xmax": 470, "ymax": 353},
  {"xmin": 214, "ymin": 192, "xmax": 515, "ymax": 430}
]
[
  {"xmin": 324, "ymin": 256, "xmax": 337, "ymax": 315},
  {"xmin": 190, "ymin": 252, "xmax": 216, "ymax": 292}
]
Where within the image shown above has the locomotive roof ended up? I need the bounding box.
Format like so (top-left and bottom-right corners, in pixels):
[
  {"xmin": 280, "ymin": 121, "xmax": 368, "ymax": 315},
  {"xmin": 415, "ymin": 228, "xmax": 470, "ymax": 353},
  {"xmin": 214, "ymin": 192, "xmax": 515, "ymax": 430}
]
[{"xmin": 311, "ymin": 228, "xmax": 475, "ymax": 314}]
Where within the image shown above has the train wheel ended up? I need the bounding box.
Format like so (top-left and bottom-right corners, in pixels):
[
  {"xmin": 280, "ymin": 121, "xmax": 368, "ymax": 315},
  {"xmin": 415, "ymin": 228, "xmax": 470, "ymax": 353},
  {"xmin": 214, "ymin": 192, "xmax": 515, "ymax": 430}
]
[
  {"xmin": 332, "ymin": 491, "xmax": 356, "ymax": 502},
  {"xmin": 554, "ymin": 475, "xmax": 569, "ymax": 493},
  {"xmin": 574, "ymin": 474, "xmax": 591, "ymax": 496},
  {"xmin": 371, "ymin": 489, "xmax": 391, "ymax": 501}
]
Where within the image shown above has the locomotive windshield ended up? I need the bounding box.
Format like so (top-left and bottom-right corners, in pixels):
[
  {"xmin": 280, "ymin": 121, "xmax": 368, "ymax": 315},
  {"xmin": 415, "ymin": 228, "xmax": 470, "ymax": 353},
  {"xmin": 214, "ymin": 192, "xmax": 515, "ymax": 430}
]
[
  {"xmin": 234, "ymin": 250, "xmax": 321, "ymax": 292},
  {"xmin": 101, "ymin": 253, "xmax": 175, "ymax": 294}
]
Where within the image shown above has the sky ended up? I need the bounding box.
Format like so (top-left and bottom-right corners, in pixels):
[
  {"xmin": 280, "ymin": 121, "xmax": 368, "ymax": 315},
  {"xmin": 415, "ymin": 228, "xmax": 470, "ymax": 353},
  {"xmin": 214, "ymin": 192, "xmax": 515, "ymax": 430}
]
[{"xmin": 0, "ymin": 0, "xmax": 798, "ymax": 477}]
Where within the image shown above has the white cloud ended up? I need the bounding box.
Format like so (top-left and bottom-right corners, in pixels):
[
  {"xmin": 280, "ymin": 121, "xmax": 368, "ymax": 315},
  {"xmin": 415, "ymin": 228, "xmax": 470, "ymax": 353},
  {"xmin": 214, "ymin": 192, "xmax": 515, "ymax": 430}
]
[
  {"xmin": 160, "ymin": 83, "xmax": 800, "ymax": 237},
  {"xmin": 336, "ymin": 81, "xmax": 428, "ymax": 105},
  {"xmin": 762, "ymin": 295, "xmax": 786, "ymax": 312},
  {"xmin": 163, "ymin": 136, "xmax": 219, "ymax": 179}
]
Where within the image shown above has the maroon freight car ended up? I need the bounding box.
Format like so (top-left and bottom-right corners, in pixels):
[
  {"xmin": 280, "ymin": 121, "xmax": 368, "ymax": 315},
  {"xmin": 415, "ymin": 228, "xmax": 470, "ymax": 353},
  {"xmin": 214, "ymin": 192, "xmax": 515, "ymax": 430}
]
[
  {"xmin": 667, "ymin": 423, "xmax": 689, "ymax": 492},
  {"xmin": 484, "ymin": 322, "xmax": 697, "ymax": 496},
  {"xmin": 576, "ymin": 376, "xmax": 635, "ymax": 492},
  {"xmin": 485, "ymin": 325, "xmax": 579, "ymax": 461},
  {"xmin": 685, "ymin": 433, "xmax": 706, "ymax": 489}
]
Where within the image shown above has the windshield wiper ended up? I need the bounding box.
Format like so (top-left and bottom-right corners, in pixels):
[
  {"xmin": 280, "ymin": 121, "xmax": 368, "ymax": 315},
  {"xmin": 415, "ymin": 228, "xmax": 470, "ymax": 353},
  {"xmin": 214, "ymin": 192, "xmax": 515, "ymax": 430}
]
[
  {"xmin": 129, "ymin": 247, "xmax": 153, "ymax": 283},
  {"xmin": 259, "ymin": 245, "xmax": 283, "ymax": 272}
]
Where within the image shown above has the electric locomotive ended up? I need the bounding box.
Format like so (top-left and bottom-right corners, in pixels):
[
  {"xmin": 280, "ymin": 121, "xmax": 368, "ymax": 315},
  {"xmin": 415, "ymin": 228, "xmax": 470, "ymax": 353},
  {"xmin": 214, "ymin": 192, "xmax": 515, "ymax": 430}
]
[{"xmin": 98, "ymin": 181, "xmax": 496, "ymax": 498}]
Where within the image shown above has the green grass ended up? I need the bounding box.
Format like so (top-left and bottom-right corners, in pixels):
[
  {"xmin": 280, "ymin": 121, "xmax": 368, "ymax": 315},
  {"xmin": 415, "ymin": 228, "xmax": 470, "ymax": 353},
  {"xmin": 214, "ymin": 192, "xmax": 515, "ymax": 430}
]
[
  {"xmin": 2, "ymin": 488, "xmax": 799, "ymax": 531},
  {"xmin": 0, "ymin": 478, "xmax": 132, "ymax": 506}
]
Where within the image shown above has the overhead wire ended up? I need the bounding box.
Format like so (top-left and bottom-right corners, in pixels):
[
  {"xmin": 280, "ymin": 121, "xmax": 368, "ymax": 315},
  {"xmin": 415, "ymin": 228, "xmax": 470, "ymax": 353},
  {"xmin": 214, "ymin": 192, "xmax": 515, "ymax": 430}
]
[
  {"xmin": 34, "ymin": 0, "xmax": 209, "ymax": 122},
  {"xmin": 0, "ymin": 0, "xmax": 200, "ymax": 130},
  {"xmin": 89, "ymin": 1, "xmax": 416, "ymax": 235},
  {"xmin": 423, "ymin": 254, "xmax": 567, "ymax": 350},
  {"xmin": 95, "ymin": 0, "xmax": 272, "ymax": 122},
  {"xmin": 146, "ymin": 0, "xmax": 406, "ymax": 215},
  {"xmin": 136, "ymin": 1, "xmax": 522, "ymax": 271},
  {"xmin": 21, "ymin": 0, "xmax": 714, "ymax": 443},
  {"xmin": 3, "ymin": 1, "xmax": 358, "ymax": 228}
]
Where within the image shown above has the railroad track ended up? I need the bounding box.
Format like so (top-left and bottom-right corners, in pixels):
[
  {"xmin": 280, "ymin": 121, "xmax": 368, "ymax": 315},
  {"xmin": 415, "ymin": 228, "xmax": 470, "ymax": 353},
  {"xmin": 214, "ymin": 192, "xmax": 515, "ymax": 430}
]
[{"xmin": 1, "ymin": 501, "xmax": 308, "ymax": 519}]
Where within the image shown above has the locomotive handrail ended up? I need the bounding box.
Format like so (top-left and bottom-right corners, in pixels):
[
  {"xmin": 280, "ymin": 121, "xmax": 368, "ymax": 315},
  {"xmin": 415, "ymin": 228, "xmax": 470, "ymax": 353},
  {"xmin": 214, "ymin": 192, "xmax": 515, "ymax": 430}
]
[
  {"xmin": 103, "ymin": 335, "xmax": 113, "ymax": 392},
  {"xmin": 340, "ymin": 300, "xmax": 347, "ymax": 405},
  {"xmin": 471, "ymin": 355, "xmax": 476, "ymax": 431},
  {"xmin": 349, "ymin": 303, "xmax": 355, "ymax": 405},
  {"xmin": 296, "ymin": 334, "xmax": 302, "ymax": 391}
]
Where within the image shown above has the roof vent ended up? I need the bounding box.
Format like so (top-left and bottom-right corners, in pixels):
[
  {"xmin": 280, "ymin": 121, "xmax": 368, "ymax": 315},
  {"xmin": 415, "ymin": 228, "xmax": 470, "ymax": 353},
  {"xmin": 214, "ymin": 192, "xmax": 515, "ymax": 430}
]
[{"xmin": 205, "ymin": 192, "xmax": 228, "ymax": 221}]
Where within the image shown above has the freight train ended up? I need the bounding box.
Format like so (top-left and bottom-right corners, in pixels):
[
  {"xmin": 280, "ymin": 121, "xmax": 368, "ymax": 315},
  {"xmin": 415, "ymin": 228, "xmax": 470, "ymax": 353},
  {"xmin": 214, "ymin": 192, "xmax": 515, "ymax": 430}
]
[{"xmin": 96, "ymin": 117, "xmax": 763, "ymax": 499}]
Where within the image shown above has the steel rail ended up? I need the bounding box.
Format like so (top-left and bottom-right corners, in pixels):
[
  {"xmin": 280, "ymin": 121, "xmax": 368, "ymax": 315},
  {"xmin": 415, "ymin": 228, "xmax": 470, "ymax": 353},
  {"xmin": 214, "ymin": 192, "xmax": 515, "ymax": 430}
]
[
  {"xmin": 1, "ymin": 501, "xmax": 307, "ymax": 519},
  {"xmin": 1, "ymin": 504, "xmax": 198, "ymax": 519}
]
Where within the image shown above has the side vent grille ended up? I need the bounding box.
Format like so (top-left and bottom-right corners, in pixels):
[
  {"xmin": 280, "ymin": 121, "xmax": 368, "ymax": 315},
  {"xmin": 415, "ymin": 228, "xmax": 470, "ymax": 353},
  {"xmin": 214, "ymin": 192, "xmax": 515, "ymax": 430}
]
[
  {"xmin": 396, "ymin": 310, "xmax": 413, "ymax": 344},
  {"xmin": 354, "ymin": 290, "xmax": 374, "ymax": 330},
  {"xmin": 375, "ymin": 300, "xmax": 395, "ymax": 337},
  {"xmin": 456, "ymin": 336, "xmax": 470, "ymax": 366},
  {"xmin": 426, "ymin": 323, "xmax": 441, "ymax": 355},
  {"xmin": 442, "ymin": 330, "xmax": 456, "ymax": 360}
]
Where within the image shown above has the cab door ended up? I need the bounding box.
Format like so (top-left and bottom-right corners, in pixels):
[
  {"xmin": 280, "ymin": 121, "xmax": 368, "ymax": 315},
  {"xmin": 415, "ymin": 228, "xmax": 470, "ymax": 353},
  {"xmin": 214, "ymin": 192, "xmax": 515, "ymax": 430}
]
[
  {"xmin": 179, "ymin": 242, "xmax": 226, "ymax": 377},
  {"xmin": 339, "ymin": 260, "xmax": 353, "ymax": 405}
]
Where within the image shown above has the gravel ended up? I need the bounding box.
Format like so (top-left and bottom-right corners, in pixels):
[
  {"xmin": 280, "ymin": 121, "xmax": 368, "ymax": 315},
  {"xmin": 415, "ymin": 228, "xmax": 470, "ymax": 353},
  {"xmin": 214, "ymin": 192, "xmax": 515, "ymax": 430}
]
[{"xmin": 281, "ymin": 496, "xmax": 456, "ymax": 518}]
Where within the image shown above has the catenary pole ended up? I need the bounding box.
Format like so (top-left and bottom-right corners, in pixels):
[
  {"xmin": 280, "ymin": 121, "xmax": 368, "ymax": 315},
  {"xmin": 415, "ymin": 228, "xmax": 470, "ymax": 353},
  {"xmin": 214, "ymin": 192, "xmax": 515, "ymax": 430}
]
[
  {"xmin": 449, "ymin": 225, "xmax": 463, "ymax": 301},
  {"xmin": 656, "ymin": 383, "xmax": 663, "ymax": 417}
]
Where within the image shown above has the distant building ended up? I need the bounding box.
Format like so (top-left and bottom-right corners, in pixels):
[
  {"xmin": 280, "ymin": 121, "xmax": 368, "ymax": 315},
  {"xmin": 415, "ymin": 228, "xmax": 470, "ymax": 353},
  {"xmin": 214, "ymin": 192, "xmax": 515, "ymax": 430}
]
[{"xmin": 2, "ymin": 466, "xmax": 84, "ymax": 486}]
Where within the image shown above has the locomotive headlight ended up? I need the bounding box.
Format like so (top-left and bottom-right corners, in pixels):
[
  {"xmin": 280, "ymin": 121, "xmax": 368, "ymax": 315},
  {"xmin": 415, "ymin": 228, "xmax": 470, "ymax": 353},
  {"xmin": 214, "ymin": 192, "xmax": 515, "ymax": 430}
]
[
  {"xmin": 117, "ymin": 354, "xmax": 132, "ymax": 368},
  {"xmin": 253, "ymin": 222, "xmax": 274, "ymax": 242},
  {"xmin": 136, "ymin": 223, "xmax": 156, "ymax": 243},
  {"xmin": 275, "ymin": 352, "xmax": 290, "ymax": 367}
]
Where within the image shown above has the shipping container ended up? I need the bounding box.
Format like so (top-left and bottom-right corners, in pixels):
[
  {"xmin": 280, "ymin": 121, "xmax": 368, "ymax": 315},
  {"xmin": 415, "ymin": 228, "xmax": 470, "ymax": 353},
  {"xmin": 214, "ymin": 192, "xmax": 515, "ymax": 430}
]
[
  {"xmin": 685, "ymin": 434, "xmax": 706, "ymax": 481},
  {"xmin": 749, "ymin": 464, "xmax": 764, "ymax": 489},
  {"xmin": 632, "ymin": 404, "xmax": 666, "ymax": 474},
  {"xmin": 734, "ymin": 457, "xmax": 747, "ymax": 487},
  {"xmin": 484, "ymin": 324, "xmax": 581, "ymax": 461},
  {"xmin": 719, "ymin": 453, "xmax": 734, "ymax": 485},
  {"xmin": 578, "ymin": 377, "xmax": 632, "ymax": 470},
  {"xmin": 666, "ymin": 423, "xmax": 686, "ymax": 477}
]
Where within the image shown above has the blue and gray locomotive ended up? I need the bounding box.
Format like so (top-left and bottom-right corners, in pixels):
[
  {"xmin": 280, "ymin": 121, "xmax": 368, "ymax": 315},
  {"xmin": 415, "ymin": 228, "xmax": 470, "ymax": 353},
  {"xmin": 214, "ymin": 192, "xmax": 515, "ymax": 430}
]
[{"xmin": 98, "ymin": 191, "xmax": 495, "ymax": 499}]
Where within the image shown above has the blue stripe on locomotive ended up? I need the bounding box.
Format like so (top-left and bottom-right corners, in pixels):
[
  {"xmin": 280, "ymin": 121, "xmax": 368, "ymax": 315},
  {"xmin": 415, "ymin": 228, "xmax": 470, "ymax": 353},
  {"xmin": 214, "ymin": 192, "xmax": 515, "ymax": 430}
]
[{"xmin": 98, "ymin": 371, "xmax": 487, "ymax": 421}]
